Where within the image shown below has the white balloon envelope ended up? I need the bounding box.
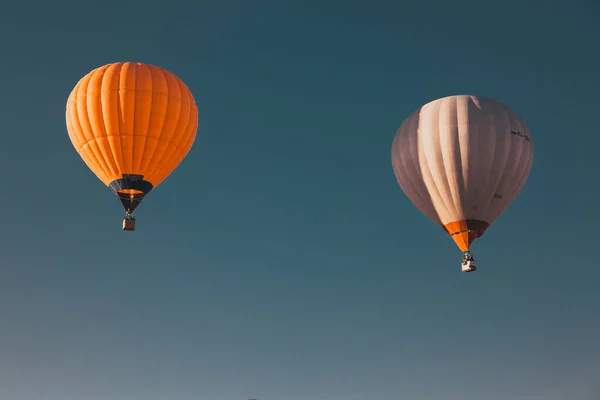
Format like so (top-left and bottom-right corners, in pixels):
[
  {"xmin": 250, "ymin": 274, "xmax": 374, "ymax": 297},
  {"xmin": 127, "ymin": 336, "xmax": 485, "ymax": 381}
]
[{"xmin": 391, "ymin": 95, "xmax": 534, "ymax": 272}]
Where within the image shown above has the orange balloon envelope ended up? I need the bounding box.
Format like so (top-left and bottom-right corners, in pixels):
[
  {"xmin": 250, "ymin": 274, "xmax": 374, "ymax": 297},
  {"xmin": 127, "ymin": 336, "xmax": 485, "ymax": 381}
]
[{"xmin": 66, "ymin": 62, "xmax": 198, "ymax": 230}]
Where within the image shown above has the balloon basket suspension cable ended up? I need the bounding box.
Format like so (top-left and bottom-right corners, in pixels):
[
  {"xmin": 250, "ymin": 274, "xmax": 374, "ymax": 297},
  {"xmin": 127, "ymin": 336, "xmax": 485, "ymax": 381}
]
[
  {"xmin": 122, "ymin": 194, "xmax": 136, "ymax": 231},
  {"xmin": 461, "ymin": 250, "xmax": 476, "ymax": 273}
]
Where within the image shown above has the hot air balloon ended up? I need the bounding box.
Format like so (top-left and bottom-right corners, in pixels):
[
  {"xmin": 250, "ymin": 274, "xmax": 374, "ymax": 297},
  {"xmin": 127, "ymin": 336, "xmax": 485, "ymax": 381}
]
[
  {"xmin": 66, "ymin": 62, "xmax": 198, "ymax": 231},
  {"xmin": 391, "ymin": 95, "xmax": 533, "ymax": 272}
]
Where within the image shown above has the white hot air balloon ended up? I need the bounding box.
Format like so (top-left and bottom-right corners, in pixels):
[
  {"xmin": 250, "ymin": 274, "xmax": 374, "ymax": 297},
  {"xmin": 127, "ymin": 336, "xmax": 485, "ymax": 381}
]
[{"xmin": 391, "ymin": 95, "xmax": 534, "ymax": 272}]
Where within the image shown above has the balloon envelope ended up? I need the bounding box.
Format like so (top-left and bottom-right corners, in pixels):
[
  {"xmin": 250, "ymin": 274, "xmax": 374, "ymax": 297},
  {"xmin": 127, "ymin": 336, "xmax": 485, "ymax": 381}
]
[
  {"xmin": 391, "ymin": 95, "xmax": 533, "ymax": 251},
  {"xmin": 66, "ymin": 62, "xmax": 198, "ymax": 213}
]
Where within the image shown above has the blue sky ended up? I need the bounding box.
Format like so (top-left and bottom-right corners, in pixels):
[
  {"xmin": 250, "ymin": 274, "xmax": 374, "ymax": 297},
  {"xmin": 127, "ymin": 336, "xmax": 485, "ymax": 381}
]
[{"xmin": 0, "ymin": 0, "xmax": 598, "ymax": 399}]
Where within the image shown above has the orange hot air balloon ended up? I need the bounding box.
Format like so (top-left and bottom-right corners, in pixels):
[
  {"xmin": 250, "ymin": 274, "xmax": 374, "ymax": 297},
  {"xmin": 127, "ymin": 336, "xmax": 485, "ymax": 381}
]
[
  {"xmin": 391, "ymin": 95, "xmax": 534, "ymax": 272},
  {"xmin": 66, "ymin": 62, "xmax": 198, "ymax": 231}
]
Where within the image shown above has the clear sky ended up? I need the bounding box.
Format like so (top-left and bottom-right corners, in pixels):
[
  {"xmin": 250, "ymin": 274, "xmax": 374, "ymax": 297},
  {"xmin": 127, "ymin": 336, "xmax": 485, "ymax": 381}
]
[{"xmin": 0, "ymin": 0, "xmax": 598, "ymax": 399}]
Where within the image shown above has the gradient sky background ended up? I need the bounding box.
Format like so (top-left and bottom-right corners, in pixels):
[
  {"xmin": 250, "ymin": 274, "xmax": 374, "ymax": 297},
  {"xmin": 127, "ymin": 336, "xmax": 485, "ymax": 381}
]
[{"xmin": 0, "ymin": 1, "xmax": 598, "ymax": 399}]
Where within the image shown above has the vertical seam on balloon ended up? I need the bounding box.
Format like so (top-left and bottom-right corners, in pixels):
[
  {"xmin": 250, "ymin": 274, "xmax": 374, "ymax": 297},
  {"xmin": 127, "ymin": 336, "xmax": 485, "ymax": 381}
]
[
  {"xmin": 442, "ymin": 96, "xmax": 464, "ymax": 220},
  {"xmin": 510, "ymin": 118, "xmax": 533, "ymax": 188},
  {"xmin": 98, "ymin": 66, "xmax": 118, "ymax": 179},
  {"xmin": 155, "ymin": 85, "xmax": 193, "ymax": 185},
  {"xmin": 66, "ymin": 86, "xmax": 83, "ymax": 151},
  {"xmin": 482, "ymin": 103, "xmax": 514, "ymax": 219},
  {"xmin": 493, "ymin": 147, "xmax": 526, "ymax": 222},
  {"xmin": 180, "ymin": 104, "xmax": 197, "ymax": 161},
  {"xmin": 69, "ymin": 86, "xmax": 95, "ymax": 173},
  {"xmin": 424, "ymin": 101, "xmax": 453, "ymax": 223},
  {"xmin": 136, "ymin": 64, "xmax": 152, "ymax": 173},
  {"xmin": 431, "ymin": 99, "xmax": 456, "ymax": 222},
  {"xmin": 72, "ymin": 78, "xmax": 87, "ymax": 154},
  {"xmin": 459, "ymin": 98, "xmax": 476, "ymax": 220},
  {"xmin": 441, "ymin": 96, "xmax": 460, "ymax": 218},
  {"xmin": 177, "ymin": 89, "xmax": 197, "ymax": 165},
  {"xmin": 174, "ymin": 77, "xmax": 192, "ymax": 153},
  {"xmin": 84, "ymin": 68, "xmax": 107, "ymax": 180},
  {"xmin": 94, "ymin": 67, "xmax": 117, "ymax": 179},
  {"xmin": 393, "ymin": 146, "xmax": 431, "ymax": 223},
  {"xmin": 71, "ymin": 85, "xmax": 89, "ymax": 159},
  {"xmin": 145, "ymin": 74, "xmax": 184, "ymax": 182},
  {"xmin": 82, "ymin": 70, "xmax": 112, "ymax": 181},
  {"xmin": 407, "ymin": 114, "xmax": 439, "ymax": 222},
  {"xmin": 106, "ymin": 62, "xmax": 125, "ymax": 177},
  {"xmin": 491, "ymin": 117, "xmax": 532, "ymax": 222},
  {"xmin": 511, "ymin": 119, "xmax": 534, "ymax": 195},
  {"xmin": 123, "ymin": 63, "xmax": 134, "ymax": 173},
  {"xmin": 154, "ymin": 74, "xmax": 185, "ymax": 180},
  {"xmin": 414, "ymin": 109, "xmax": 447, "ymax": 225},
  {"xmin": 159, "ymin": 78, "xmax": 194, "ymax": 183},
  {"xmin": 131, "ymin": 63, "xmax": 139, "ymax": 174},
  {"xmin": 465, "ymin": 101, "xmax": 483, "ymax": 221},
  {"xmin": 142, "ymin": 66, "xmax": 170, "ymax": 178},
  {"xmin": 73, "ymin": 79, "xmax": 94, "ymax": 163},
  {"xmin": 182, "ymin": 105, "xmax": 197, "ymax": 158},
  {"xmin": 398, "ymin": 114, "xmax": 439, "ymax": 224},
  {"xmin": 138, "ymin": 65, "xmax": 162, "ymax": 174},
  {"xmin": 478, "ymin": 102, "xmax": 505, "ymax": 218},
  {"xmin": 116, "ymin": 62, "xmax": 126, "ymax": 178},
  {"xmin": 175, "ymin": 98, "xmax": 195, "ymax": 181},
  {"xmin": 475, "ymin": 102, "xmax": 498, "ymax": 220},
  {"xmin": 509, "ymin": 143, "xmax": 533, "ymax": 209},
  {"xmin": 392, "ymin": 128, "xmax": 421, "ymax": 204}
]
